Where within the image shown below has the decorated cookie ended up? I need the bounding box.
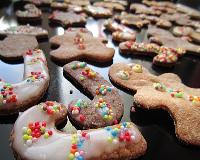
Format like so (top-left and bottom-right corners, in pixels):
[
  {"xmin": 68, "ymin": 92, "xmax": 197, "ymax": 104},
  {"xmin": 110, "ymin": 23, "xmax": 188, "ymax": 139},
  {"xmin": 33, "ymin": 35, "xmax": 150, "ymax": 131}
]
[
  {"xmin": 104, "ymin": 0, "xmax": 128, "ymax": 7},
  {"xmin": 130, "ymin": 3, "xmax": 161, "ymax": 16},
  {"xmin": 142, "ymin": 0, "xmax": 176, "ymax": 9},
  {"xmin": 16, "ymin": 4, "xmax": 42, "ymax": 21},
  {"xmin": 64, "ymin": 61, "xmax": 124, "ymax": 129},
  {"xmin": 112, "ymin": 31, "xmax": 136, "ymax": 42},
  {"xmin": 114, "ymin": 12, "xmax": 149, "ymax": 29},
  {"xmin": 11, "ymin": 101, "xmax": 147, "ymax": 160},
  {"xmin": 172, "ymin": 26, "xmax": 200, "ymax": 43},
  {"xmin": 0, "ymin": 25, "xmax": 48, "ymax": 39},
  {"xmin": 0, "ymin": 49, "xmax": 49, "ymax": 115},
  {"xmin": 119, "ymin": 41, "xmax": 185, "ymax": 67},
  {"xmin": 147, "ymin": 26, "xmax": 200, "ymax": 55},
  {"xmin": 51, "ymin": 2, "xmax": 68, "ymax": 11},
  {"xmin": 24, "ymin": 0, "xmax": 53, "ymax": 6},
  {"xmin": 84, "ymin": 6, "xmax": 112, "ymax": 19},
  {"xmin": 109, "ymin": 63, "xmax": 200, "ymax": 146},
  {"xmin": 50, "ymin": 28, "xmax": 114, "ymax": 63},
  {"xmin": 0, "ymin": 35, "xmax": 38, "ymax": 60},
  {"xmin": 65, "ymin": 0, "xmax": 90, "ymax": 6},
  {"xmin": 93, "ymin": 1, "xmax": 125, "ymax": 11},
  {"xmin": 176, "ymin": 3, "xmax": 200, "ymax": 20},
  {"xmin": 48, "ymin": 11, "xmax": 86, "ymax": 28},
  {"xmin": 104, "ymin": 19, "xmax": 133, "ymax": 33},
  {"xmin": 68, "ymin": 4, "xmax": 84, "ymax": 13}
]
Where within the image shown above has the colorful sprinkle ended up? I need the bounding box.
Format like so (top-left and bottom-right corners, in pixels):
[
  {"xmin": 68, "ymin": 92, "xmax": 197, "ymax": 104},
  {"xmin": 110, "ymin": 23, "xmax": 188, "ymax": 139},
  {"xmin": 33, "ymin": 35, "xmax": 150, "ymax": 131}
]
[
  {"xmin": 133, "ymin": 64, "xmax": 143, "ymax": 73},
  {"xmin": 153, "ymin": 83, "xmax": 166, "ymax": 92},
  {"xmin": 71, "ymin": 62, "xmax": 87, "ymax": 70},
  {"xmin": 95, "ymin": 85, "xmax": 112, "ymax": 96},
  {"xmin": 41, "ymin": 101, "xmax": 62, "ymax": 115},
  {"xmin": 116, "ymin": 70, "xmax": 129, "ymax": 80},
  {"xmin": 70, "ymin": 99, "xmax": 88, "ymax": 115},
  {"xmin": 81, "ymin": 67, "xmax": 96, "ymax": 79},
  {"xmin": 26, "ymin": 72, "xmax": 45, "ymax": 83},
  {"xmin": 0, "ymin": 83, "xmax": 17, "ymax": 104}
]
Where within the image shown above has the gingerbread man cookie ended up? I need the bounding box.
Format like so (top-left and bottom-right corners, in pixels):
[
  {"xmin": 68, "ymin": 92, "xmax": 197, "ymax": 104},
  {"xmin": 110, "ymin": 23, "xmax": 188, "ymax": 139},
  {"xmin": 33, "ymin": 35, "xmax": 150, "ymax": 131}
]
[
  {"xmin": 64, "ymin": 61, "xmax": 124, "ymax": 129},
  {"xmin": 0, "ymin": 25, "xmax": 48, "ymax": 39},
  {"xmin": 0, "ymin": 35, "xmax": 38, "ymax": 60},
  {"xmin": 11, "ymin": 101, "xmax": 147, "ymax": 160},
  {"xmin": 16, "ymin": 4, "xmax": 42, "ymax": 22},
  {"xmin": 50, "ymin": 28, "xmax": 114, "ymax": 63},
  {"xmin": 109, "ymin": 63, "xmax": 200, "ymax": 146},
  {"xmin": 48, "ymin": 11, "xmax": 86, "ymax": 28},
  {"xmin": 119, "ymin": 41, "xmax": 185, "ymax": 67},
  {"xmin": 0, "ymin": 49, "xmax": 49, "ymax": 115},
  {"xmin": 147, "ymin": 26, "xmax": 200, "ymax": 55}
]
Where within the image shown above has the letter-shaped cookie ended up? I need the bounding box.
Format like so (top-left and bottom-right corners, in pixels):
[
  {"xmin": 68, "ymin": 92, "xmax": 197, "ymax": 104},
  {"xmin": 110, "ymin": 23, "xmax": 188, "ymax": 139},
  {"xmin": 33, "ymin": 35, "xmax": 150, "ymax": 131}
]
[
  {"xmin": 0, "ymin": 49, "xmax": 49, "ymax": 115},
  {"xmin": 64, "ymin": 61, "xmax": 123, "ymax": 129},
  {"xmin": 11, "ymin": 101, "xmax": 147, "ymax": 160},
  {"xmin": 50, "ymin": 28, "xmax": 114, "ymax": 63},
  {"xmin": 109, "ymin": 63, "xmax": 200, "ymax": 146}
]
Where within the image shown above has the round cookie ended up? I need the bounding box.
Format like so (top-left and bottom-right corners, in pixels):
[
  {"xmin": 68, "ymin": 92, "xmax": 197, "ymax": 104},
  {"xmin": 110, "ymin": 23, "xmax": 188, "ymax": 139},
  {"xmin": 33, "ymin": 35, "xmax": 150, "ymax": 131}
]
[
  {"xmin": 0, "ymin": 49, "xmax": 49, "ymax": 115},
  {"xmin": 11, "ymin": 101, "xmax": 147, "ymax": 160},
  {"xmin": 64, "ymin": 61, "xmax": 124, "ymax": 129}
]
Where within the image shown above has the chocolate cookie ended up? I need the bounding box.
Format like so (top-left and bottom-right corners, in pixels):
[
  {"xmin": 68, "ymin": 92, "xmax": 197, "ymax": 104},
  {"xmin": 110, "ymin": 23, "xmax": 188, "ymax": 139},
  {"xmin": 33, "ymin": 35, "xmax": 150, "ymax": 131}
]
[
  {"xmin": 93, "ymin": 1, "xmax": 125, "ymax": 11},
  {"xmin": 51, "ymin": 2, "xmax": 68, "ymax": 11},
  {"xmin": 147, "ymin": 26, "xmax": 200, "ymax": 55},
  {"xmin": 109, "ymin": 63, "xmax": 200, "ymax": 146},
  {"xmin": 0, "ymin": 35, "xmax": 38, "ymax": 60},
  {"xmin": 16, "ymin": 4, "xmax": 42, "ymax": 22},
  {"xmin": 0, "ymin": 25, "xmax": 48, "ymax": 39},
  {"xmin": 64, "ymin": 61, "xmax": 124, "ymax": 129},
  {"xmin": 24, "ymin": 0, "xmax": 52, "ymax": 6},
  {"xmin": 0, "ymin": 49, "xmax": 49, "ymax": 115},
  {"xmin": 50, "ymin": 28, "xmax": 114, "ymax": 63},
  {"xmin": 48, "ymin": 11, "xmax": 86, "ymax": 27},
  {"xmin": 130, "ymin": 3, "xmax": 161, "ymax": 16},
  {"xmin": 119, "ymin": 41, "xmax": 185, "ymax": 67},
  {"xmin": 84, "ymin": 6, "xmax": 112, "ymax": 19},
  {"xmin": 114, "ymin": 12, "xmax": 150, "ymax": 29},
  {"xmin": 11, "ymin": 101, "xmax": 147, "ymax": 160}
]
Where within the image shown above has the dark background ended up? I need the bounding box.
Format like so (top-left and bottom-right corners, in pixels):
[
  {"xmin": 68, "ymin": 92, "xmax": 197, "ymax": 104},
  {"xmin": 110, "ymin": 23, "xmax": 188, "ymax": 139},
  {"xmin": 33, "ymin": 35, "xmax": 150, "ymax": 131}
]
[{"xmin": 0, "ymin": 0, "xmax": 200, "ymax": 159}]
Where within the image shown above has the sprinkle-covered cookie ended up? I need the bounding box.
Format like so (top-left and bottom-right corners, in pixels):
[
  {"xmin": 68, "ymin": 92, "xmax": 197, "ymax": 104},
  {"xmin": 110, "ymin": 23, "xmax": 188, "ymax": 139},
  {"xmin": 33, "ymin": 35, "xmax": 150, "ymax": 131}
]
[
  {"xmin": 64, "ymin": 61, "xmax": 124, "ymax": 129},
  {"xmin": 50, "ymin": 28, "xmax": 114, "ymax": 63},
  {"xmin": 109, "ymin": 63, "xmax": 200, "ymax": 146}
]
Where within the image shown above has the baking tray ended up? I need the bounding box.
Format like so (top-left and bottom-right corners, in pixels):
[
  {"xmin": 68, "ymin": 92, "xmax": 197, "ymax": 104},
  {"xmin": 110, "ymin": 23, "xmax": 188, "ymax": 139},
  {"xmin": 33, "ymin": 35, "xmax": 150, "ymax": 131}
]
[{"xmin": 0, "ymin": 0, "xmax": 200, "ymax": 159}]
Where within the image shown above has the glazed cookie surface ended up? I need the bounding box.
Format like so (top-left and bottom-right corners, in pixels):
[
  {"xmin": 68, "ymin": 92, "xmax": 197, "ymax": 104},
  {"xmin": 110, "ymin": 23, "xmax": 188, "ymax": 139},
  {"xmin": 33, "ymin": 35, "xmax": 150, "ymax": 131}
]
[
  {"xmin": 64, "ymin": 61, "xmax": 124, "ymax": 129},
  {"xmin": 50, "ymin": 28, "xmax": 114, "ymax": 63},
  {"xmin": 109, "ymin": 63, "xmax": 200, "ymax": 146},
  {"xmin": 0, "ymin": 49, "xmax": 49, "ymax": 115},
  {"xmin": 11, "ymin": 101, "xmax": 147, "ymax": 160}
]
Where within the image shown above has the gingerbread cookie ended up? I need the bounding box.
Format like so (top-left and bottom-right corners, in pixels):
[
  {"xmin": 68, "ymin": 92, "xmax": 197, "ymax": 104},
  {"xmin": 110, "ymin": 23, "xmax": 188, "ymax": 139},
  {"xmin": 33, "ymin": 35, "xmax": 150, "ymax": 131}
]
[
  {"xmin": 84, "ymin": 6, "xmax": 112, "ymax": 19},
  {"xmin": 104, "ymin": 0, "xmax": 128, "ymax": 7},
  {"xmin": 147, "ymin": 26, "xmax": 200, "ymax": 55},
  {"xmin": 50, "ymin": 28, "xmax": 114, "ymax": 63},
  {"xmin": 114, "ymin": 12, "xmax": 149, "ymax": 29},
  {"xmin": 64, "ymin": 61, "xmax": 124, "ymax": 129},
  {"xmin": 24, "ymin": 0, "xmax": 52, "ymax": 6},
  {"xmin": 48, "ymin": 11, "xmax": 86, "ymax": 28},
  {"xmin": 176, "ymin": 3, "xmax": 200, "ymax": 20},
  {"xmin": 68, "ymin": 4, "xmax": 84, "ymax": 13},
  {"xmin": 119, "ymin": 41, "xmax": 185, "ymax": 67},
  {"xmin": 51, "ymin": 2, "xmax": 68, "ymax": 11},
  {"xmin": 0, "ymin": 49, "xmax": 49, "ymax": 115},
  {"xmin": 16, "ymin": 4, "xmax": 42, "ymax": 22},
  {"xmin": 65, "ymin": 0, "xmax": 90, "ymax": 6},
  {"xmin": 112, "ymin": 31, "xmax": 136, "ymax": 42},
  {"xmin": 11, "ymin": 101, "xmax": 147, "ymax": 160},
  {"xmin": 0, "ymin": 25, "xmax": 48, "ymax": 39},
  {"xmin": 173, "ymin": 26, "xmax": 200, "ymax": 44},
  {"xmin": 93, "ymin": 1, "xmax": 125, "ymax": 11},
  {"xmin": 142, "ymin": 0, "xmax": 176, "ymax": 9},
  {"xmin": 0, "ymin": 35, "xmax": 38, "ymax": 60},
  {"xmin": 109, "ymin": 63, "xmax": 200, "ymax": 146},
  {"xmin": 130, "ymin": 3, "xmax": 161, "ymax": 16}
]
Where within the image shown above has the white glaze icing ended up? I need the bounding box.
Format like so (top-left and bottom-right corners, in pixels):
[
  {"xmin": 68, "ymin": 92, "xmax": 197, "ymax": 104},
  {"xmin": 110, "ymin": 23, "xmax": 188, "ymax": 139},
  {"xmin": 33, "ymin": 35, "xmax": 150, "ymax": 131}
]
[
  {"xmin": 12, "ymin": 102, "xmax": 142, "ymax": 160},
  {"xmin": 0, "ymin": 49, "xmax": 49, "ymax": 111}
]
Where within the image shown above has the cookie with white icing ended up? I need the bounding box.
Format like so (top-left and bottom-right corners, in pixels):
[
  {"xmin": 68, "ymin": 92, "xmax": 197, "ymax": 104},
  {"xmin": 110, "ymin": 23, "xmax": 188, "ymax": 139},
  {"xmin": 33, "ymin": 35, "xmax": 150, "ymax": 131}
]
[
  {"xmin": 0, "ymin": 25, "xmax": 48, "ymax": 39},
  {"xmin": 11, "ymin": 101, "xmax": 147, "ymax": 160},
  {"xmin": 16, "ymin": 4, "xmax": 42, "ymax": 22},
  {"xmin": 64, "ymin": 61, "xmax": 124, "ymax": 129},
  {"xmin": 112, "ymin": 31, "xmax": 136, "ymax": 42},
  {"xmin": 0, "ymin": 49, "xmax": 49, "ymax": 115},
  {"xmin": 0, "ymin": 35, "xmax": 38, "ymax": 60}
]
